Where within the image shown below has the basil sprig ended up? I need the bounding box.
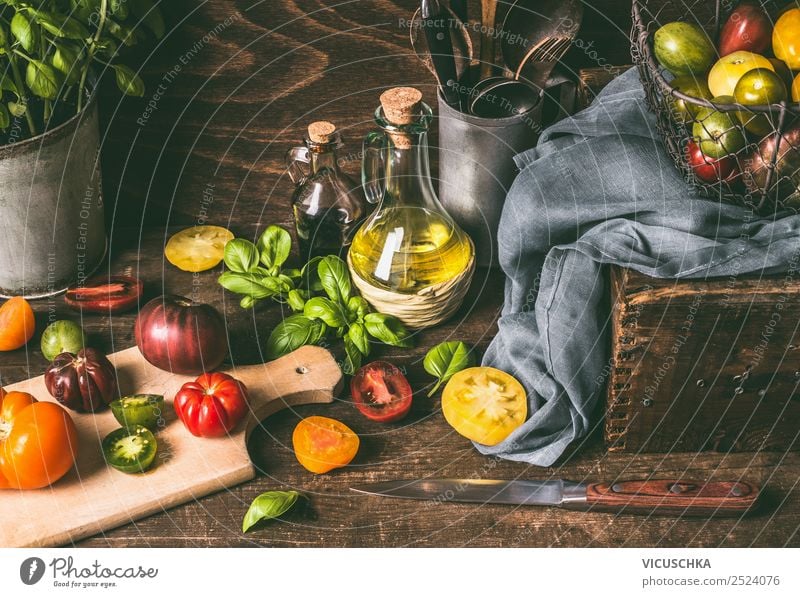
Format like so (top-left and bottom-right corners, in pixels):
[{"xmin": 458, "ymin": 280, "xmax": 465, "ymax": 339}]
[
  {"xmin": 219, "ymin": 225, "xmax": 412, "ymax": 371},
  {"xmin": 242, "ymin": 490, "xmax": 300, "ymax": 533},
  {"xmin": 423, "ymin": 341, "xmax": 475, "ymax": 396}
]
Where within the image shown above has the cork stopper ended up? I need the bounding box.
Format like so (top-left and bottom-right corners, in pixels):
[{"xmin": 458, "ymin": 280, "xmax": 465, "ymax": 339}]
[
  {"xmin": 379, "ymin": 87, "xmax": 423, "ymax": 149},
  {"xmin": 307, "ymin": 121, "xmax": 337, "ymax": 144}
]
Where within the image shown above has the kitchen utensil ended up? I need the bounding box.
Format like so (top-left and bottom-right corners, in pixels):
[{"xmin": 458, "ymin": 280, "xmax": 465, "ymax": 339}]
[
  {"xmin": 450, "ymin": 0, "xmax": 467, "ymax": 23},
  {"xmin": 437, "ymin": 84, "xmax": 542, "ymax": 267},
  {"xmin": 0, "ymin": 345, "xmax": 342, "ymax": 547},
  {"xmin": 410, "ymin": 5, "xmax": 473, "ymax": 83},
  {"xmin": 421, "ymin": 0, "xmax": 461, "ymax": 107},
  {"xmin": 479, "ymin": 0, "xmax": 499, "ymax": 79},
  {"xmin": 501, "ymin": 0, "xmax": 583, "ymax": 89},
  {"xmin": 469, "ymin": 77, "xmax": 541, "ymax": 118},
  {"xmin": 351, "ymin": 477, "xmax": 760, "ymax": 516}
]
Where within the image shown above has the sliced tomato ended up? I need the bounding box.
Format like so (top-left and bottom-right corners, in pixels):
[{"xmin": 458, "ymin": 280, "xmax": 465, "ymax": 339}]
[
  {"xmin": 350, "ymin": 361, "xmax": 413, "ymax": 423},
  {"xmin": 164, "ymin": 226, "xmax": 233, "ymax": 272},
  {"xmin": 64, "ymin": 275, "xmax": 143, "ymax": 314}
]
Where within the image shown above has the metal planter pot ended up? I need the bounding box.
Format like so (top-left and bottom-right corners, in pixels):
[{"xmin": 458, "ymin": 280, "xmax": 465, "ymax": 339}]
[
  {"xmin": 437, "ymin": 90, "xmax": 543, "ymax": 267},
  {"xmin": 0, "ymin": 97, "xmax": 106, "ymax": 298}
]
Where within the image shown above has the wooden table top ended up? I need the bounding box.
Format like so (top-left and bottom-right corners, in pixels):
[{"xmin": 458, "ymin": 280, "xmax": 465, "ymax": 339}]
[{"xmin": 2, "ymin": 227, "xmax": 798, "ymax": 547}]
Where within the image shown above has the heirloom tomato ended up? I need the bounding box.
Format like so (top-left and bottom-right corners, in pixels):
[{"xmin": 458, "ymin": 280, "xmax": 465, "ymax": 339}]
[
  {"xmin": 773, "ymin": 8, "xmax": 800, "ymax": 70},
  {"xmin": 174, "ymin": 372, "xmax": 248, "ymax": 437},
  {"xmin": 0, "ymin": 297, "xmax": 35, "ymax": 351},
  {"xmin": 686, "ymin": 140, "xmax": 738, "ymax": 184},
  {"xmin": 441, "ymin": 367, "xmax": 527, "ymax": 446},
  {"xmin": 292, "ymin": 416, "xmax": 359, "ymax": 474},
  {"xmin": 164, "ymin": 225, "xmax": 233, "ymax": 272},
  {"xmin": 653, "ymin": 22, "xmax": 716, "ymax": 76},
  {"xmin": 718, "ymin": 2, "xmax": 773, "ymax": 56},
  {"xmin": 792, "ymin": 74, "xmax": 800, "ymax": 103},
  {"xmin": 350, "ymin": 361, "xmax": 413, "ymax": 423},
  {"xmin": 0, "ymin": 389, "xmax": 78, "ymax": 489},
  {"xmin": 707, "ymin": 51, "xmax": 773, "ymax": 97}
]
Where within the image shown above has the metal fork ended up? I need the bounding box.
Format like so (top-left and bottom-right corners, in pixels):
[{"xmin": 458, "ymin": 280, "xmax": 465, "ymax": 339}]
[{"xmin": 516, "ymin": 36, "xmax": 573, "ymax": 89}]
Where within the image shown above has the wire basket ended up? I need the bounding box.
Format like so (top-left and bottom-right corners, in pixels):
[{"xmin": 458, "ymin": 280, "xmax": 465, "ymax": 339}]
[{"xmin": 632, "ymin": 0, "xmax": 800, "ymax": 212}]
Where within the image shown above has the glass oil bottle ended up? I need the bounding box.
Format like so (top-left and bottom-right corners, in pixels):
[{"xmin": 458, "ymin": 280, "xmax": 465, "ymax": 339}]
[
  {"xmin": 286, "ymin": 121, "xmax": 367, "ymax": 261},
  {"xmin": 349, "ymin": 88, "xmax": 474, "ymax": 296}
]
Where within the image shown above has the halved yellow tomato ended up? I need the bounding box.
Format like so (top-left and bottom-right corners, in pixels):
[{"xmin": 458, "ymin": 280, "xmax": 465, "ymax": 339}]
[
  {"xmin": 164, "ymin": 226, "xmax": 233, "ymax": 272},
  {"xmin": 441, "ymin": 367, "xmax": 527, "ymax": 446},
  {"xmin": 292, "ymin": 416, "xmax": 359, "ymax": 474}
]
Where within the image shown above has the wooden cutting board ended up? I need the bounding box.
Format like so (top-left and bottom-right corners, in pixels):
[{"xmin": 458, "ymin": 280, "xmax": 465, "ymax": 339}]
[{"xmin": 0, "ymin": 345, "xmax": 343, "ymax": 547}]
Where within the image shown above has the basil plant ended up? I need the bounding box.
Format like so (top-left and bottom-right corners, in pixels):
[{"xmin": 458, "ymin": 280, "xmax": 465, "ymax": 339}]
[{"xmin": 0, "ymin": 0, "xmax": 164, "ymax": 138}]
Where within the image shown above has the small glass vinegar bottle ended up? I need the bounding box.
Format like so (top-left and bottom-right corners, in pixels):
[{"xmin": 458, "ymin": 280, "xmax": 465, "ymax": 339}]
[
  {"xmin": 348, "ymin": 88, "xmax": 474, "ymax": 295},
  {"xmin": 286, "ymin": 121, "xmax": 367, "ymax": 261}
]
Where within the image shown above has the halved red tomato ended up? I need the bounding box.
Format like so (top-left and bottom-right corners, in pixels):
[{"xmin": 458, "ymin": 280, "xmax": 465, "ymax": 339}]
[
  {"xmin": 64, "ymin": 275, "xmax": 143, "ymax": 314},
  {"xmin": 350, "ymin": 361, "xmax": 412, "ymax": 423}
]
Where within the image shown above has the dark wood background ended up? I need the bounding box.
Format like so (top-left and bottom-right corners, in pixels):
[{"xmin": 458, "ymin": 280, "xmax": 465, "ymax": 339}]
[
  {"xmin": 97, "ymin": 0, "xmax": 634, "ymax": 241},
  {"xmin": 7, "ymin": 1, "xmax": 799, "ymax": 548}
]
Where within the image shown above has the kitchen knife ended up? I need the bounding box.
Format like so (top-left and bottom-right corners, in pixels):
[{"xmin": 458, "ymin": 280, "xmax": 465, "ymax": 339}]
[
  {"xmin": 351, "ymin": 478, "xmax": 760, "ymax": 517},
  {"xmin": 421, "ymin": 0, "xmax": 461, "ymax": 107}
]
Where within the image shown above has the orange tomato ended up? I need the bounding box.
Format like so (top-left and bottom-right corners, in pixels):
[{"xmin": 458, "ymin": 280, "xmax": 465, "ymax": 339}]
[
  {"xmin": 0, "ymin": 390, "xmax": 78, "ymax": 489},
  {"xmin": 292, "ymin": 416, "xmax": 359, "ymax": 474},
  {"xmin": 0, "ymin": 297, "xmax": 35, "ymax": 351},
  {"xmin": 773, "ymin": 8, "xmax": 800, "ymax": 71},
  {"xmin": 793, "ymin": 73, "xmax": 800, "ymax": 103}
]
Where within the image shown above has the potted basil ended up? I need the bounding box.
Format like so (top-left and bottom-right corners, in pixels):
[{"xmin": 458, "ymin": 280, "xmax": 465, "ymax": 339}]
[{"xmin": 0, "ymin": 0, "xmax": 164, "ymax": 297}]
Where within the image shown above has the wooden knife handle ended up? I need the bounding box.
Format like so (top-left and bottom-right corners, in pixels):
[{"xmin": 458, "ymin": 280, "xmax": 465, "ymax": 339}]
[{"xmin": 582, "ymin": 479, "xmax": 760, "ymax": 517}]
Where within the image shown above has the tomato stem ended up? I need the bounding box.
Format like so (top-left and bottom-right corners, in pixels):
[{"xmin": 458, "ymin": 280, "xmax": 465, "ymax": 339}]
[{"xmin": 427, "ymin": 379, "xmax": 444, "ymax": 398}]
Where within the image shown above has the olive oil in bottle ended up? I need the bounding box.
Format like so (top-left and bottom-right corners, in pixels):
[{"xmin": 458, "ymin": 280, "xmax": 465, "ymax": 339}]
[{"xmin": 349, "ymin": 87, "xmax": 474, "ymax": 297}]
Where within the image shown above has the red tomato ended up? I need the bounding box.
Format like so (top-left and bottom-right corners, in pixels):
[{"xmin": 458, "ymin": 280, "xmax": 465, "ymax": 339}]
[
  {"xmin": 173, "ymin": 372, "xmax": 248, "ymax": 437},
  {"xmin": 685, "ymin": 140, "xmax": 738, "ymax": 184},
  {"xmin": 350, "ymin": 361, "xmax": 412, "ymax": 423}
]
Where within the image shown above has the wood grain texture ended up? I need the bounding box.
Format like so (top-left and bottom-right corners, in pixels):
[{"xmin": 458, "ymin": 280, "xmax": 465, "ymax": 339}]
[
  {"xmin": 607, "ymin": 267, "xmax": 800, "ymax": 454},
  {"xmin": 583, "ymin": 479, "xmax": 760, "ymax": 517},
  {"xmin": 0, "ymin": 344, "xmax": 341, "ymax": 547}
]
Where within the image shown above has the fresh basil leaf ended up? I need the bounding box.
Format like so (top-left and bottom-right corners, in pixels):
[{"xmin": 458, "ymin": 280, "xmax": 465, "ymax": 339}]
[
  {"xmin": 50, "ymin": 42, "xmax": 82, "ymax": 85},
  {"xmin": 1, "ymin": 75, "xmax": 18, "ymax": 97},
  {"xmin": 31, "ymin": 11, "xmax": 90, "ymax": 40},
  {"xmin": 301, "ymin": 256, "xmax": 324, "ymax": 293},
  {"xmin": 218, "ymin": 272, "xmax": 276, "ymax": 299},
  {"xmin": 7, "ymin": 101, "xmax": 26, "ymax": 117},
  {"xmin": 318, "ymin": 255, "xmax": 351, "ymax": 304},
  {"xmin": 283, "ymin": 267, "xmax": 302, "ymax": 281},
  {"xmin": 0, "ymin": 103, "xmax": 10, "ymax": 129},
  {"xmin": 258, "ymin": 225, "xmax": 291, "ymax": 269},
  {"xmin": 242, "ymin": 490, "xmax": 300, "ymax": 533},
  {"xmin": 223, "ymin": 238, "xmax": 259, "ymax": 273},
  {"xmin": 25, "ymin": 60, "xmax": 63, "ymax": 100},
  {"xmin": 106, "ymin": 18, "xmax": 138, "ymax": 46},
  {"xmin": 112, "ymin": 64, "xmax": 145, "ymax": 97},
  {"xmin": 364, "ymin": 313, "xmax": 413, "ymax": 348},
  {"xmin": 303, "ymin": 296, "xmax": 346, "ymax": 327},
  {"xmin": 240, "ymin": 295, "xmax": 257, "ymax": 309},
  {"xmin": 423, "ymin": 341, "xmax": 475, "ymax": 397},
  {"xmin": 0, "ymin": 22, "xmax": 8, "ymax": 51},
  {"xmin": 266, "ymin": 315, "xmax": 326, "ymax": 360},
  {"xmin": 343, "ymin": 334, "xmax": 362, "ymax": 375},
  {"xmin": 110, "ymin": 0, "xmax": 129, "ymax": 19},
  {"xmin": 11, "ymin": 12, "xmax": 37, "ymax": 53},
  {"xmin": 286, "ymin": 289, "xmax": 307, "ymax": 312},
  {"xmin": 131, "ymin": 0, "xmax": 166, "ymax": 39},
  {"xmin": 347, "ymin": 322, "xmax": 370, "ymax": 356},
  {"xmin": 346, "ymin": 296, "xmax": 371, "ymax": 322},
  {"xmin": 261, "ymin": 275, "xmax": 292, "ymax": 294}
]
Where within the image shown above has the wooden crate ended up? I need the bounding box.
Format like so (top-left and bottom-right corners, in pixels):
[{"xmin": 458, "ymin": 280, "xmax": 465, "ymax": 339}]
[{"xmin": 606, "ymin": 267, "xmax": 800, "ymax": 453}]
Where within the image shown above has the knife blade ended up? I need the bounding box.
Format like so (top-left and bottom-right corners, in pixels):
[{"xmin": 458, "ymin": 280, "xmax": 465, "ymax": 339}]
[
  {"xmin": 421, "ymin": 0, "xmax": 461, "ymax": 107},
  {"xmin": 351, "ymin": 478, "xmax": 761, "ymax": 517}
]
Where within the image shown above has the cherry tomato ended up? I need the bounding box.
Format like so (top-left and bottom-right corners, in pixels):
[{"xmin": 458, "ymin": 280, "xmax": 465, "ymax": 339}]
[
  {"xmin": 0, "ymin": 389, "xmax": 78, "ymax": 489},
  {"xmin": 441, "ymin": 367, "xmax": 527, "ymax": 446},
  {"xmin": 164, "ymin": 226, "xmax": 233, "ymax": 273},
  {"xmin": 173, "ymin": 372, "xmax": 249, "ymax": 437},
  {"xmin": 773, "ymin": 8, "xmax": 800, "ymax": 71},
  {"xmin": 64, "ymin": 275, "xmax": 143, "ymax": 314},
  {"xmin": 292, "ymin": 416, "xmax": 359, "ymax": 474},
  {"xmin": 0, "ymin": 297, "xmax": 35, "ymax": 351},
  {"xmin": 350, "ymin": 361, "xmax": 412, "ymax": 423}
]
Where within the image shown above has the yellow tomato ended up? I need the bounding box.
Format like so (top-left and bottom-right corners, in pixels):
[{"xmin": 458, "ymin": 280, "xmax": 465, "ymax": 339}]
[
  {"xmin": 292, "ymin": 416, "xmax": 359, "ymax": 474},
  {"xmin": 164, "ymin": 226, "xmax": 233, "ymax": 272},
  {"xmin": 707, "ymin": 51, "xmax": 774, "ymax": 97},
  {"xmin": 793, "ymin": 73, "xmax": 800, "ymax": 103},
  {"xmin": 773, "ymin": 8, "xmax": 800, "ymax": 71},
  {"xmin": 441, "ymin": 367, "xmax": 527, "ymax": 446}
]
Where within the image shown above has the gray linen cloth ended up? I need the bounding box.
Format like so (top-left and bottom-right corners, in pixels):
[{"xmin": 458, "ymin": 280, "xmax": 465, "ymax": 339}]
[{"xmin": 479, "ymin": 68, "xmax": 800, "ymax": 466}]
